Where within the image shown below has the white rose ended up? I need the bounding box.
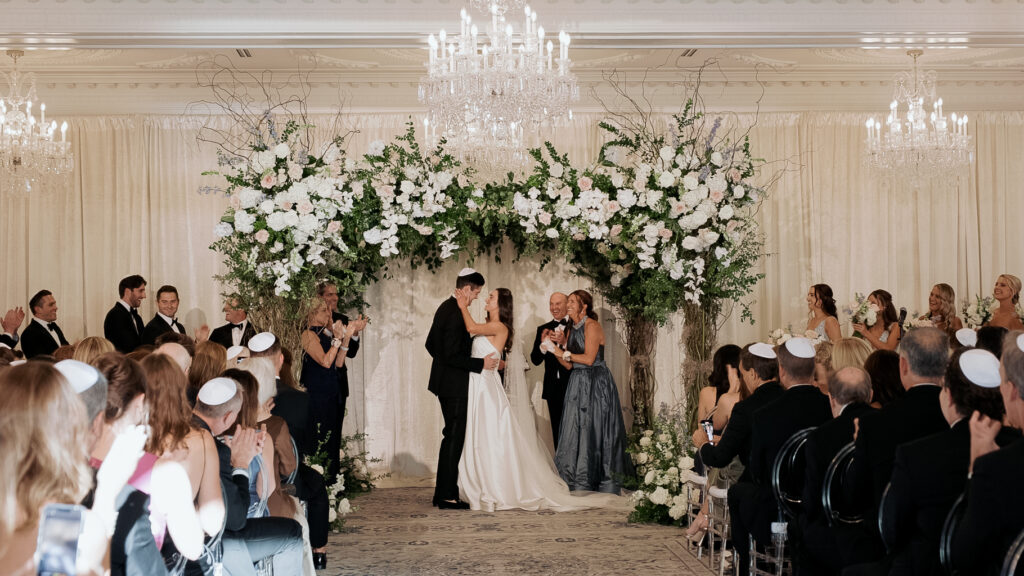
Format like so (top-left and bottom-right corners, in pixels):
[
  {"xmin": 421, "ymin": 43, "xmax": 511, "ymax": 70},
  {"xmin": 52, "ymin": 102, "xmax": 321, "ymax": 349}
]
[
  {"xmin": 649, "ymin": 487, "xmax": 669, "ymax": 505},
  {"xmin": 617, "ymin": 188, "xmax": 637, "ymax": 209},
  {"xmin": 266, "ymin": 211, "xmax": 288, "ymax": 231},
  {"xmin": 363, "ymin": 228, "xmax": 384, "ymax": 245},
  {"xmin": 338, "ymin": 498, "xmax": 352, "ymax": 515},
  {"xmin": 401, "ymin": 180, "xmax": 416, "ymax": 194},
  {"xmin": 328, "ymin": 507, "xmax": 337, "ymax": 523},
  {"xmin": 719, "ymin": 205, "xmax": 735, "ymax": 220},
  {"xmin": 657, "ymin": 171, "xmax": 676, "ymax": 189},
  {"xmin": 274, "ymin": 142, "xmax": 290, "ymax": 159},
  {"xmin": 545, "ymin": 228, "xmax": 559, "ymax": 239},
  {"xmin": 711, "ymin": 151, "xmax": 723, "ymax": 166},
  {"xmin": 233, "ymin": 210, "xmax": 256, "ymax": 234},
  {"xmin": 644, "ymin": 470, "xmax": 656, "ymax": 485},
  {"xmin": 367, "ymin": 140, "xmax": 385, "ymax": 156},
  {"xmin": 646, "ymin": 189, "xmax": 663, "ymax": 206},
  {"xmin": 682, "ymin": 236, "xmax": 701, "ymax": 251},
  {"xmin": 659, "ymin": 146, "xmax": 675, "ymax": 162},
  {"xmin": 657, "ymin": 433, "xmax": 670, "ymax": 443},
  {"xmin": 260, "ymin": 199, "xmax": 276, "ymax": 214},
  {"xmin": 636, "ymin": 453, "xmax": 649, "ymax": 464},
  {"xmin": 611, "ymin": 171, "xmax": 625, "ymax": 189},
  {"xmin": 679, "ymin": 456, "xmax": 694, "ymax": 470},
  {"xmin": 549, "ymin": 163, "xmax": 564, "ymax": 179},
  {"xmin": 682, "ymin": 174, "xmax": 699, "ymax": 191},
  {"xmin": 639, "ymin": 437, "xmax": 652, "ymax": 447},
  {"xmin": 733, "ymin": 185, "xmax": 745, "ymax": 199}
]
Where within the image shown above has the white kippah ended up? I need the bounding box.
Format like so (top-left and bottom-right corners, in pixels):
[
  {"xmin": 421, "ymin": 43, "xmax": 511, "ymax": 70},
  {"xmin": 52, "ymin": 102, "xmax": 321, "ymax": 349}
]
[
  {"xmin": 955, "ymin": 328, "xmax": 977, "ymax": 348},
  {"xmin": 226, "ymin": 345, "xmax": 246, "ymax": 361},
  {"xmin": 458, "ymin": 267, "xmax": 477, "ymax": 277},
  {"xmin": 198, "ymin": 377, "xmax": 238, "ymax": 406},
  {"xmin": 55, "ymin": 359, "xmax": 101, "ymax": 394},
  {"xmin": 1018, "ymin": 333, "xmax": 1024, "ymax": 353},
  {"xmin": 749, "ymin": 342, "xmax": 777, "ymax": 360},
  {"xmin": 0, "ymin": 342, "xmax": 9, "ymax": 350},
  {"xmin": 784, "ymin": 337, "xmax": 816, "ymax": 359},
  {"xmin": 248, "ymin": 332, "xmax": 276, "ymax": 353},
  {"xmin": 959, "ymin": 349, "xmax": 1001, "ymax": 388}
]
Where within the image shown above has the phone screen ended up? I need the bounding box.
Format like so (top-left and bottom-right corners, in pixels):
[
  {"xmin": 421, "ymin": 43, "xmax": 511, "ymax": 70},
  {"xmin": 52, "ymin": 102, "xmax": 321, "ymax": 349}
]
[
  {"xmin": 701, "ymin": 420, "xmax": 715, "ymax": 443},
  {"xmin": 35, "ymin": 503, "xmax": 84, "ymax": 576}
]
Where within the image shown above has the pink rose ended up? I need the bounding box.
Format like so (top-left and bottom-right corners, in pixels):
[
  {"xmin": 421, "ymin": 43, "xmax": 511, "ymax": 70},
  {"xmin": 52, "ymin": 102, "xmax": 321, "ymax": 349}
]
[
  {"xmin": 281, "ymin": 201, "xmax": 294, "ymax": 211},
  {"xmin": 327, "ymin": 221, "xmax": 341, "ymax": 234},
  {"xmin": 261, "ymin": 173, "xmax": 277, "ymax": 189},
  {"xmin": 610, "ymin": 224, "xmax": 623, "ymax": 237},
  {"xmin": 297, "ymin": 200, "xmax": 315, "ymax": 215},
  {"xmin": 659, "ymin": 228, "xmax": 673, "ymax": 240},
  {"xmin": 254, "ymin": 229, "xmax": 270, "ymax": 244},
  {"xmin": 606, "ymin": 200, "xmax": 621, "ymax": 214},
  {"xmin": 573, "ymin": 232, "xmax": 586, "ymax": 241},
  {"xmin": 709, "ymin": 189, "xmax": 725, "ymax": 204},
  {"xmin": 728, "ymin": 168, "xmax": 742, "ymax": 183},
  {"xmin": 726, "ymin": 220, "xmax": 739, "ymax": 234},
  {"xmin": 577, "ymin": 176, "xmax": 593, "ymax": 191}
]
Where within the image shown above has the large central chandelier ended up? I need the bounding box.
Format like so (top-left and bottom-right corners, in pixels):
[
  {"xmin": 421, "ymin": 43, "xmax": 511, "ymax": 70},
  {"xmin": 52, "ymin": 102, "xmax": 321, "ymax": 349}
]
[
  {"xmin": 863, "ymin": 49, "xmax": 973, "ymax": 184},
  {"xmin": 0, "ymin": 50, "xmax": 74, "ymax": 196},
  {"xmin": 418, "ymin": 1, "xmax": 579, "ymax": 172}
]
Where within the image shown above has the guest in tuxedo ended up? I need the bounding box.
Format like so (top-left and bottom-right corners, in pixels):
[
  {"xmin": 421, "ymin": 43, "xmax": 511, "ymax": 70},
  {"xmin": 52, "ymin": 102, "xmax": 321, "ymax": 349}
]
[
  {"xmin": 800, "ymin": 367, "xmax": 875, "ymax": 576},
  {"xmin": 1, "ymin": 306, "xmax": 25, "ymax": 349},
  {"xmin": 20, "ymin": 290, "xmax": 70, "ymax": 359},
  {"xmin": 954, "ymin": 332, "xmax": 1024, "ymax": 575},
  {"xmin": 881, "ymin": 348, "xmax": 1017, "ymax": 576},
  {"xmin": 103, "ymin": 275, "xmax": 148, "ymax": 353},
  {"xmin": 530, "ymin": 291, "xmax": 571, "ymax": 446},
  {"xmin": 142, "ymin": 285, "xmax": 187, "ymax": 345},
  {"xmin": 425, "ymin": 268, "xmax": 497, "ymax": 510},
  {"xmin": 730, "ymin": 338, "xmax": 832, "ymax": 576},
  {"xmin": 841, "ymin": 327, "xmax": 950, "ymax": 564},
  {"xmin": 209, "ymin": 296, "xmax": 258, "ymax": 349},
  {"xmin": 192, "ymin": 377, "xmax": 304, "ymax": 575}
]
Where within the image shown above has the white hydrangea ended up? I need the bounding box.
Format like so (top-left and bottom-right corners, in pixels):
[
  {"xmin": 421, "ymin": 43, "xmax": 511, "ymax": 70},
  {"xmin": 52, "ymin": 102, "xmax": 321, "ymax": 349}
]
[
  {"xmin": 234, "ymin": 210, "xmax": 256, "ymax": 234},
  {"xmin": 363, "ymin": 228, "xmax": 384, "ymax": 245},
  {"xmin": 617, "ymin": 188, "xmax": 637, "ymax": 209},
  {"xmin": 639, "ymin": 436, "xmax": 652, "ymax": 447},
  {"xmin": 710, "ymin": 151, "xmax": 724, "ymax": 166},
  {"xmin": 657, "ymin": 171, "xmax": 676, "ymax": 189},
  {"xmin": 274, "ymin": 142, "xmax": 290, "ymax": 159},
  {"xmin": 644, "ymin": 470, "xmax": 656, "ymax": 485},
  {"xmin": 649, "ymin": 487, "xmax": 669, "ymax": 505},
  {"xmin": 719, "ymin": 205, "xmax": 735, "ymax": 220},
  {"xmin": 213, "ymin": 222, "xmax": 234, "ymax": 238},
  {"xmin": 682, "ymin": 173, "xmax": 699, "ymax": 191},
  {"xmin": 659, "ymin": 146, "xmax": 675, "ymax": 162},
  {"xmin": 367, "ymin": 140, "xmax": 386, "ymax": 156},
  {"xmin": 266, "ymin": 211, "xmax": 288, "ymax": 232}
]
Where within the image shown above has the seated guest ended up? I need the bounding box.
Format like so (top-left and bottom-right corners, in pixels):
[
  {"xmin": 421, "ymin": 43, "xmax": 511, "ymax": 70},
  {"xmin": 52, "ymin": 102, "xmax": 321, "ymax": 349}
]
[
  {"xmin": 883, "ymin": 348, "xmax": 1017, "ymax": 576},
  {"xmin": 209, "ymin": 296, "xmax": 258, "ymax": 349},
  {"xmin": 986, "ymin": 274, "xmax": 1024, "ymax": 331},
  {"xmin": 104, "ymin": 275, "xmax": 148, "ymax": 353},
  {"xmin": 800, "ymin": 367, "xmax": 875, "ymax": 576},
  {"xmin": 954, "ymin": 331, "xmax": 1024, "ymax": 575},
  {"xmin": 20, "ymin": 290, "xmax": 69, "ymax": 359},
  {"xmin": 54, "ymin": 344, "xmax": 76, "ymax": 361},
  {"xmin": 142, "ymin": 285, "xmax": 188, "ymax": 346},
  {"xmin": 730, "ymin": 338, "xmax": 832, "ymax": 576},
  {"xmin": 953, "ymin": 327, "xmax": 978, "ymax": 350},
  {"xmin": 73, "ymin": 336, "xmax": 116, "ymax": 365},
  {"xmin": 852, "ymin": 290, "xmax": 902, "ymax": 351},
  {"xmin": 0, "ymin": 306, "xmax": 24, "ymax": 349},
  {"xmin": 187, "ymin": 340, "xmax": 227, "ymax": 405},
  {"xmin": 864, "ymin": 350, "xmax": 904, "ymax": 409},
  {"xmin": 813, "ymin": 341, "xmax": 834, "ymax": 394},
  {"xmin": 224, "ymin": 367, "xmax": 279, "ymax": 518},
  {"xmin": 192, "ymin": 377, "xmax": 304, "ymax": 576},
  {"xmin": 842, "ymin": 327, "xmax": 950, "ymax": 565},
  {"xmin": 976, "ymin": 325, "xmax": 1009, "ymax": 358},
  {"xmin": 126, "ymin": 346, "xmax": 154, "ymax": 362},
  {"xmin": 832, "ymin": 337, "xmax": 873, "ymax": 372},
  {"xmin": 155, "ymin": 341, "xmax": 193, "ymax": 374}
]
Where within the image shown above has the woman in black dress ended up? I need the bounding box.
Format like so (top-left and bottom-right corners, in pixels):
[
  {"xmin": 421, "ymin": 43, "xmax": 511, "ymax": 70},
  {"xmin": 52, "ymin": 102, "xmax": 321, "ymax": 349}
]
[{"xmin": 302, "ymin": 297, "xmax": 352, "ymax": 482}]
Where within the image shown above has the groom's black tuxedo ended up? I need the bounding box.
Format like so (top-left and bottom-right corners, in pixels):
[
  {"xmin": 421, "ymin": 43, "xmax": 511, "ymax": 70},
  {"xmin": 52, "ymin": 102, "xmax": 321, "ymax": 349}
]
[
  {"xmin": 425, "ymin": 295, "xmax": 485, "ymax": 505},
  {"xmin": 531, "ymin": 318, "xmax": 571, "ymax": 447}
]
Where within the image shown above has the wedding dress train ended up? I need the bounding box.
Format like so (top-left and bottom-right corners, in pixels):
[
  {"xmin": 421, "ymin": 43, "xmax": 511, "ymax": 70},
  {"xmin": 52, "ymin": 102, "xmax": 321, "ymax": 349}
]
[{"xmin": 458, "ymin": 336, "xmax": 628, "ymax": 512}]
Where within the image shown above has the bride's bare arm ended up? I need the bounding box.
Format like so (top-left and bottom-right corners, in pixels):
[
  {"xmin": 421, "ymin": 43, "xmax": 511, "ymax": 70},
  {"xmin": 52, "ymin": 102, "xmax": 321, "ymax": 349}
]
[{"xmin": 456, "ymin": 296, "xmax": 503, "ymax": 337}]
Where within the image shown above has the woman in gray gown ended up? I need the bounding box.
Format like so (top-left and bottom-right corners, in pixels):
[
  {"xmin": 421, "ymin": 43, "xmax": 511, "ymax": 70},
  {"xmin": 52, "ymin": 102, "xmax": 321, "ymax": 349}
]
[{"xmin": 550, "ymin": 290, "xmax": 632, "ymax": 494}]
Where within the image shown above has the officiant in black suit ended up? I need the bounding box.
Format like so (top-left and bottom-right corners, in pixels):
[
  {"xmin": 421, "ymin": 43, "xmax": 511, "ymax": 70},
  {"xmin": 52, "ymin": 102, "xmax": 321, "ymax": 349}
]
[
  {"xmin": 103, "ymin": 275, "xmax": 147, "ymax": 353},
  {"xmin": 21, "ymin": 290, "xmax": 70, "ymax": 359},
  {"xmin": 209, "ymin": 296, "xmax": 258, "ymax": 349},
  {"xmin": 425, "ymin": 268, "xmax": 498, "ymax": 510},
  {"xmin": 530, "ymin": 292, "xmax": 571, "ymax": 447},
  {"xmin": 142, "ymin": 285, "xmax": 187, "ymax": 345}
]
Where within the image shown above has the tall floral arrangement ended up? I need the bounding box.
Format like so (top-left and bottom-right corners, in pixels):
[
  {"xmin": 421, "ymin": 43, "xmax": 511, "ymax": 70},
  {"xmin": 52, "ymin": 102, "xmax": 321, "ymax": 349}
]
[{"xmin": 627, "ymin": 406, "xmax": 695, "ymax": 526}]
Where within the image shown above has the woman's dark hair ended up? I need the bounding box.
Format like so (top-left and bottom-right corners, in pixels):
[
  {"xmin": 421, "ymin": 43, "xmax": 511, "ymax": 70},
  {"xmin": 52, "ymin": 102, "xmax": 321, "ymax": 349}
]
[
  {"xmin": 976, "ymin": 326, "xmax": 1009, "ymax": 359},
  {"xmin": 140, "ymin": 353, "xmax": 193, "ymax": 454},
  {"xmin": 570, "ymin": 290, "xmax": 598, "ymax": 321},
  {"xmin": 944, "ymin": 348, "xmax": 1006, "ymax": 421},
  {"xmin": 92, "ymin": 352, "xmax": 147, "ymax": 424},
  {"xmin": 870, "ymin": 289, "xmax": 899, "ymax": 329},
  {"xmin": 486, "ymin": 288, "xmax": 515, "ymax": 354},
  {"xmin": 813, "ymin": 284, "xmax": 838, "ymax": 318},
  {"xmin": 709, "ymin": 344, "xmax": 741, "ymax": 401},
  {"xmin": 863, "ymin": 349, "xmax": 904, "ymax": 407},
  {"xmin": 223, "ymin": 368, "xmax": 260, "ymax": 430}
]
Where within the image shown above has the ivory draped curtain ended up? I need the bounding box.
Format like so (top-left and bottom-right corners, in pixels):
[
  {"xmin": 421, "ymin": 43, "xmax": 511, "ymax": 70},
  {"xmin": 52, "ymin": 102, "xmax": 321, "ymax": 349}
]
[{"xmin": 2, "ymin": 111, "xmax": 1021, "ymax": 482}]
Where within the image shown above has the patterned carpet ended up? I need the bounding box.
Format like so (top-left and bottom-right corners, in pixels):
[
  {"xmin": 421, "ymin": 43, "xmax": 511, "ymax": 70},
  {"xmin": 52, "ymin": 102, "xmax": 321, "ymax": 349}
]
[{"xmin": 322, "ymin": 487, "xmax": 713, "ymax": 576}]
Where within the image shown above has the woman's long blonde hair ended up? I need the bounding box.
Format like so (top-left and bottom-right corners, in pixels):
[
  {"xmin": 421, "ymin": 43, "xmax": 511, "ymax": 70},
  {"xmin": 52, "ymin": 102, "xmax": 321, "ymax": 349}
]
[
  {"xmin": 0, "ymin": 363, "xmax": 92, "ymax": 555},
  {"xmin": 832, "ymin": 338, "xmax": 874, "ymax": 371},
  {"xmin": 73, "ymin": 336, "xmax": 116, "ymax": 365},
  {"xmin": 929, "ymin": 283, "xmax": 959, "ymax": 330}
]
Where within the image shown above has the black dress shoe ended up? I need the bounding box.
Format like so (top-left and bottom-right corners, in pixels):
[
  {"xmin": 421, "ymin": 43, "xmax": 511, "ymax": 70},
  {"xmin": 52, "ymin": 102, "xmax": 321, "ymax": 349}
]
[
  {"xmin": 313, "ymin": 552, "xmax": 327, "ymax": 570},
  {"xmin": 437, "ymin": 499, "xmax": 470, "ymax": 510}
]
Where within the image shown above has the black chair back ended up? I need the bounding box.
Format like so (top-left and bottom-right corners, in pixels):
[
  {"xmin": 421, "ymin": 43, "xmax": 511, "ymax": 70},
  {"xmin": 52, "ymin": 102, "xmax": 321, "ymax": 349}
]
[
  {"xmin": 823, "ymin": 441, "xmax": 863, "ymax": 527},
  {"xmin": 939, "ymin": 491, "xmax": 967, "ymax": 576},
  {"xmin": 771, "ymin": 427, "xmax": 815, "ymax": 521},
  {"xmin": 1001, "ymin": 526, "xmax": 1024, "ymax": 576}
]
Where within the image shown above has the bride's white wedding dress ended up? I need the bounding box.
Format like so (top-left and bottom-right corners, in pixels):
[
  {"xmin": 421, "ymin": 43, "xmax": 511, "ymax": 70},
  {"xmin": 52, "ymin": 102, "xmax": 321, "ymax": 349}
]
[{"xmin": 458, "ymin": 336, "xmax": 628, "ymax": 512}]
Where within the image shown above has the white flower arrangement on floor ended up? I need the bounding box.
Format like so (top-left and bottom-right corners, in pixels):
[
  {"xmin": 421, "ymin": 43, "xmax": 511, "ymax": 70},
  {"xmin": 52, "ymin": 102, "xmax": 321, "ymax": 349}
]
[{"xmin": 627, "ymin": 409, "xmax": 693, "ymax": 527}]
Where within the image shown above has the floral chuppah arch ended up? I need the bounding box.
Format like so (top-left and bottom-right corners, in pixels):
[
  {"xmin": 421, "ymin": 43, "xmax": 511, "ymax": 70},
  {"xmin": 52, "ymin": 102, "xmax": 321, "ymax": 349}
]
[{"xmin": 209, "ymin": 92, "xmax": 766, "ymax": 434}]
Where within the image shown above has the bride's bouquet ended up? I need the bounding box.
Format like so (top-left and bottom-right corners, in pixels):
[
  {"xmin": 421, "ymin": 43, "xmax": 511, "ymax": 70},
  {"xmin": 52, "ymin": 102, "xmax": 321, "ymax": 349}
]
[
  {"xmin": 962, "ymin": 295, "xmax": 997, "ymax": 329},
  {"xmin": 844, "ymin": 293, "xmax": 879, "ymax": 327},
  {"xmin": 769, "ymin": 325, "xmax": 823, "ymax": 346}
]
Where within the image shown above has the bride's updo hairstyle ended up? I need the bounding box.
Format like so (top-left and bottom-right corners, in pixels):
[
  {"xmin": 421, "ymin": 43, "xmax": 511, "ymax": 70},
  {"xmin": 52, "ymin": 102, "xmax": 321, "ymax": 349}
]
[
  {"xmin": 489, "ymin": 288, "xmax": 515, "ymax": 354},
  {"xmin": 570, "ymin": 290, "xmax": 599, "ymax": 321},
  {"xmin": 812, "ymin": 284, "xmax": 839, "ymax": 318}
]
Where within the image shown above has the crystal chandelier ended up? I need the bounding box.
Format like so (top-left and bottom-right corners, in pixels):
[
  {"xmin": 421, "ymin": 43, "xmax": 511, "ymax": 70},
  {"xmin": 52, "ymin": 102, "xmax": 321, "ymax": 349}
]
[
  {"xmin": 863, "ymin": 49, "xmax": 973, "ymax": 183},
  {"xmin": 418, "ymin": 1, "xmax": 579, "ymax": 173},
  {"xmin": 0, "ymin": 50, "xmax": 74, "ymax": 196}
]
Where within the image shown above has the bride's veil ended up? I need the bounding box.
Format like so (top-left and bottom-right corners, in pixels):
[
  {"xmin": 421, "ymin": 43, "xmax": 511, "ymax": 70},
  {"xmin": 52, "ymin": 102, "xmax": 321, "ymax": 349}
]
[{"xmin": 505, "ymin": 340, "xmax": 558, "ymax": 467}]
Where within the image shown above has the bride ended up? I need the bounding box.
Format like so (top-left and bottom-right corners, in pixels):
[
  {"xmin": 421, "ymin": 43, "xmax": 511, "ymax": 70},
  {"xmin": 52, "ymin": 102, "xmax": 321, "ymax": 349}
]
[{"xmin": 453, "ymin": 288, "xmax": 627, "ymax": 512}]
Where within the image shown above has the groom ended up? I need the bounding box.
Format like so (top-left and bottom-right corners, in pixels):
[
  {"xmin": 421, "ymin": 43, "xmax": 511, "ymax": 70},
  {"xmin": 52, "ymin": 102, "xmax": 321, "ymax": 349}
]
[{"xmin": 425, "ymin": 267, "xmax": 498, "ymax": 510}]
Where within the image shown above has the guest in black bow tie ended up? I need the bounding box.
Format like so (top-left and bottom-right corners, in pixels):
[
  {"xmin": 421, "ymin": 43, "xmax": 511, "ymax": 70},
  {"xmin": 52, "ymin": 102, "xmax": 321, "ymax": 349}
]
[
  {"xmin": 103, "ymin": 275, "xmax": 148, "ymax": 353},
  {"xmin": 530, "ymin": 292, "xmax": 572, "ymax": 448},
  {"xmin": 142, "ymin": 285, "xmax": 189, "ymax": 345},
  {"xmin": 209, "ymin": 296, "xmax": 258, "ymax": 349},
  {"xmin": 20, "ymin": 290, "xmax": 70, "ymax": 359}
]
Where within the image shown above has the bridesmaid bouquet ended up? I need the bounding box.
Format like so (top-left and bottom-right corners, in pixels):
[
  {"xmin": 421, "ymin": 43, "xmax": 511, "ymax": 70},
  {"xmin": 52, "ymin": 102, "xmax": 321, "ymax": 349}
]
[
  {"xmin": 902, "ymin": 314, "xmax": 933, "ymax": 332},
  {"xmin": 769, "ymin": 325, "xmax": 823, "ymax": 346},
  {"xmin": 844, "ymin": 293, "xmax": 879, "ymax": 327},
  {"xmin": 962, "ymin": 295, "xmax": 997, "ymax": 329}
]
